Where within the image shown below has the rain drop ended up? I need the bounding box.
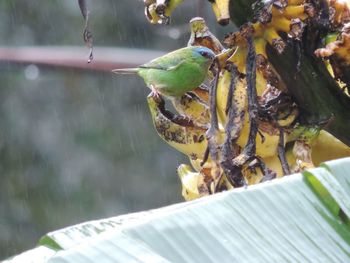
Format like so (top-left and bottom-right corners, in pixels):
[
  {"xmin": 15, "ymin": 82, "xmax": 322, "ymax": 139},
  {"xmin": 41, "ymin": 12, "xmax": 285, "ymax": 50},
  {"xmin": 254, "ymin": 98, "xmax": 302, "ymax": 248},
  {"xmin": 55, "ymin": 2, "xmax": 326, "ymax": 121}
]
[{"xmin": 24, "ymin": 64, "xmax": 39, "ymax": 80}]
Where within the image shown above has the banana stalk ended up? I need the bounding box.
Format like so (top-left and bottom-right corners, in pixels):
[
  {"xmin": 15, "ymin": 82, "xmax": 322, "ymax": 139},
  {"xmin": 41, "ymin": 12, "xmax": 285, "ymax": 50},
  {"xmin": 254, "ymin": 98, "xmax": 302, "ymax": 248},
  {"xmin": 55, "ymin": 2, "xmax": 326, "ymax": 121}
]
[{"xmin": 266, "ymin": 43, "xmax": 350, "ymax": 146}]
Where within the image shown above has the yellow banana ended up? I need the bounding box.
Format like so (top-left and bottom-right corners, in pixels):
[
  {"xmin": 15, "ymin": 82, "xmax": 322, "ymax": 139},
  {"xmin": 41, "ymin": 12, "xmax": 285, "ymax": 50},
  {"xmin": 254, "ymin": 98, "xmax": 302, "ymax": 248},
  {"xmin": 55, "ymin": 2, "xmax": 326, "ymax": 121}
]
[
  {"xmin": 178, "ymin": 163, "xmax": 233, "ymax": 200},
  {"xmin": 216, "ymin": 69, "xmax": 240, "ymax": 125},
  {"xmin": 272, "ymin": 5, "xmax": 309, "ymax": 20},
  {"xmin": 264, "ymin": 27, "xmax": 286, "ymax": 54},
  {"xmin": 177, "ymin": 164, "xmax": 210, "ymax": 201},
  {"xmin": 210, "ymin": 0, "xmax": 230, "ymax": 26},
  {"xmin": 171, "ymin": 92, "xmax": 210, "ymax": 129},
  {"xmin": 145, "ymin": 3, "xmax": 161, "ymax": 24},
  {"xmin": 189, "ymin": 157, "xmax": 211, "ymax": 172},
  {"xmin": 243, "ymin": 153, "xmax": 293, "ymax": 185},
  {"xmin": 147, "ymin": 94, "xmax": 207, "ymax": 163},
  {"xmin": 144, "ymin": 0, "xmax": 184, "ymax": 24},
  {"xmin": 254, "ymin": 38, "xmax": 268, "ymax": 57},
  {"xmin": 271, "ymin": 16, "xmax": 294, "ymax": 32},
  {"xmin": 311, "ymin": 130, "xmax": 350, "ymax": 165},
  {"xmin": 227, "ymin": 46, "xmax": 247, "ymax": 73}
]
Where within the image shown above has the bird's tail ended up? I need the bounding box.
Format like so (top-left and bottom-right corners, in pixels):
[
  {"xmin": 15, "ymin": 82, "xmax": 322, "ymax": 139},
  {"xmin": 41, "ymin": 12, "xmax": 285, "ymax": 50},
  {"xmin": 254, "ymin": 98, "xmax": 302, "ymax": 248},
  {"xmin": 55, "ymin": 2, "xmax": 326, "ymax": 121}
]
[{"xmin": 112, "ymin": 68, "xmax": 139, "ymax": 74}]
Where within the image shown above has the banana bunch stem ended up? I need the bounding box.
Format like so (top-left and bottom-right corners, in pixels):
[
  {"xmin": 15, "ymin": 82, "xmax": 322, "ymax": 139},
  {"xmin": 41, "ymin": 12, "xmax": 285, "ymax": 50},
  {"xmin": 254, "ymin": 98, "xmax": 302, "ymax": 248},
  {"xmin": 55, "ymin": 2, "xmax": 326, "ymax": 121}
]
[
  {"xmin": 205, "ymin": 58, "xmax": 222, "ymax": 189},
  {"xmin": 228, "ymin": 28, "xmax": 260, "ymax": 184},
  {"xmin": 221, "ymin": 65, "xmax": 245, "ymax": 187}
]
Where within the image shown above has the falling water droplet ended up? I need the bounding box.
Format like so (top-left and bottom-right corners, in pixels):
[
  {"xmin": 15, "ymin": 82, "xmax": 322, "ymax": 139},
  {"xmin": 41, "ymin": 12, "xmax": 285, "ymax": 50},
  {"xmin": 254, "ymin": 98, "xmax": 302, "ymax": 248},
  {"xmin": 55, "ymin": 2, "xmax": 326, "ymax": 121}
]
[{"xmin": 24, "ymin": 64, "xmax": 39, "ymax": 80}]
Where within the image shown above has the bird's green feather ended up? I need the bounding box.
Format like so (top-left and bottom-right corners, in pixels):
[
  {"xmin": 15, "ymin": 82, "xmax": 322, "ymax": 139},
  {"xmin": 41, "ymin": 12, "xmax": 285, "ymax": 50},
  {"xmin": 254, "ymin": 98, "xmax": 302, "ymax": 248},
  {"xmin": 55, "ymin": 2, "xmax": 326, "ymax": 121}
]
[
  {"xmin": 140, "ymin": 48, "xmax": 190, "ymax": 70},
  {"xmin": 113, "ymin": 46, "xmax": 215, "ymax": 97}
]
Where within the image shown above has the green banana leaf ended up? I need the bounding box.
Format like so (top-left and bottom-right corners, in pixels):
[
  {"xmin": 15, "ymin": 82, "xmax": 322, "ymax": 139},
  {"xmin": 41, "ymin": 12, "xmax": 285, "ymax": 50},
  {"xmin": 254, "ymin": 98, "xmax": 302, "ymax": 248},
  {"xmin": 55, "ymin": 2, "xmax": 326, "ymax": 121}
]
[{"xmin": 5, "ymin": 158, "xmax": 350, "ymax": 262}]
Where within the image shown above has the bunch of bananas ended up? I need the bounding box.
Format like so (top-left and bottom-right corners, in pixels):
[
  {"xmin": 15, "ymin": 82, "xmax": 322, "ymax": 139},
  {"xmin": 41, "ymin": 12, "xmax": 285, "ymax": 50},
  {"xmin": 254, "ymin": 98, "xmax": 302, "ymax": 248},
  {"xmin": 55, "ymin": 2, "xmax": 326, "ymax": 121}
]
[{"xmin": 143, "ymin": 0, "xmax": 350, "ymax": 201}]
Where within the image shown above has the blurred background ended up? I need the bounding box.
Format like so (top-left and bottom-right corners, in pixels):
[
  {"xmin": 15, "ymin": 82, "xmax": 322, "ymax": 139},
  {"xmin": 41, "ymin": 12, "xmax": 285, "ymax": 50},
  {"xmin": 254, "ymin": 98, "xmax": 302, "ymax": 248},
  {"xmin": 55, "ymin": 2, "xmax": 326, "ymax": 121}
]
[{"xmin": 0, "ymin": 0, "xmax": 232, "ymax": 259}]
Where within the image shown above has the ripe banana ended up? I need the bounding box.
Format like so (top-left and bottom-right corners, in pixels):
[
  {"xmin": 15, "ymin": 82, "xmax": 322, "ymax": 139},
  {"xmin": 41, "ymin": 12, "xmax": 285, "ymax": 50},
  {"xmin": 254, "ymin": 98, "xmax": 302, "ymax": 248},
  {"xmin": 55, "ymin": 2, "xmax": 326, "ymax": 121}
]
[
  {"xmin": 209, "ymin": 0, "xmax": 230, "ymax": 26},
  {"xmin": 144, "ymin": 0, "xmax": 185, "ymax": 24},
  {"xmin": 312, "ymin": 130, "xmax": 350, "ymax": 165},
  {"xmin": 171, "ymin": 92, "xmax": 210, "ymax": 129},
  {"xmin": 177, "ymin": 164, "xmax": 210, "ymax": 201},
  {"xmin": 147, "ymin": 94, "xmax": 207, "ymax": 164}
]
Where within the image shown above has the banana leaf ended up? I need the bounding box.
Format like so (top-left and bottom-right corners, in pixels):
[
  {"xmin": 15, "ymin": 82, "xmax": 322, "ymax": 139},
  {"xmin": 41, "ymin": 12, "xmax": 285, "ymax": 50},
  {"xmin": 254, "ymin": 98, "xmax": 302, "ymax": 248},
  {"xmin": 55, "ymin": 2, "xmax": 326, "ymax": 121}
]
[{"xmin": 4, "ymin": 158, "xmax": 350, "ymax": 262}]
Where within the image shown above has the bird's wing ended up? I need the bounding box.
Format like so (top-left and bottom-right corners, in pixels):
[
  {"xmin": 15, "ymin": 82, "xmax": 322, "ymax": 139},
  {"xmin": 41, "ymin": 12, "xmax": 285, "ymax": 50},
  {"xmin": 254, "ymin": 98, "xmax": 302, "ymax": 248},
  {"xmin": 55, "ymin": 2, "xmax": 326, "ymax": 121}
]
[{"xmin": 139, "ymin": 53, "xmax": 187, "ymax": 71}]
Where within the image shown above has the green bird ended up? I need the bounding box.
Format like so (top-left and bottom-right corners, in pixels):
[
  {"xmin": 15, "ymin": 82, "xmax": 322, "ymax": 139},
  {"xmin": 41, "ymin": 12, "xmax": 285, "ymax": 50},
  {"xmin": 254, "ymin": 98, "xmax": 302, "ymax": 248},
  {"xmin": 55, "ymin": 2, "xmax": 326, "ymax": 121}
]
[{"xmin": 112, "ymin": 46, "xmax": 215, "ymax": 97}]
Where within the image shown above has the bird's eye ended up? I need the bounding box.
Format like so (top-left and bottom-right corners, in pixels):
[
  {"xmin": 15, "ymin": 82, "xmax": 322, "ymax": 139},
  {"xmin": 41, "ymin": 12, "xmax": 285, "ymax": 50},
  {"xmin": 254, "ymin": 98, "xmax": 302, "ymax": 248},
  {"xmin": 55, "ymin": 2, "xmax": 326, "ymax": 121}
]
[{"xmin": 199, "ymin": 50, "xmax": 211, "ymax": 58}]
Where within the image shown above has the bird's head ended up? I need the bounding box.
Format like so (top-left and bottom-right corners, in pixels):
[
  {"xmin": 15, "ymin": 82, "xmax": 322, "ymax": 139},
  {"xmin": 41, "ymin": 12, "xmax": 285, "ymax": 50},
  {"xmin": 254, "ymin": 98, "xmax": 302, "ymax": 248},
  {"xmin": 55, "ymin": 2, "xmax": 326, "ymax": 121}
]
[{"xmin": 193, "ymin": 46, "xmax": 216, "ymax": 62}]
